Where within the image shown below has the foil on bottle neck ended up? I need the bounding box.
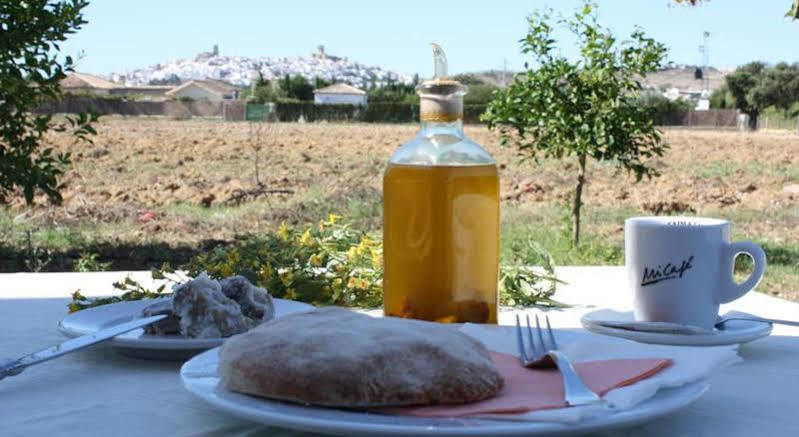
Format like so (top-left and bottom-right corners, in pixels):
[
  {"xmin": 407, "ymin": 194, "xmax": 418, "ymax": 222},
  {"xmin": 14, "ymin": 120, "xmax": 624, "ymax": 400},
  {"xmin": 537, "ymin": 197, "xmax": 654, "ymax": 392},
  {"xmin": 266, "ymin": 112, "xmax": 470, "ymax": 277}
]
[{"xmin": 418, "ymin": 79, "xmax": 465, "ymax": 122}]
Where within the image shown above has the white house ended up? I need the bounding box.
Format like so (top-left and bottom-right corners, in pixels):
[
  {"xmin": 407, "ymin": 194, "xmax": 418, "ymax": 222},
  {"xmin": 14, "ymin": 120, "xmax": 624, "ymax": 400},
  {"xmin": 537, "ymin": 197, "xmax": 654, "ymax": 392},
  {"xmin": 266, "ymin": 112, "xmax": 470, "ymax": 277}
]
[
  {"xmin": 313, "ymin": 83, "xmax": 367, "ymax": 105},
  {"xmin": 165, "ymin": 79, "xmax": 240, "ymax": 101}
]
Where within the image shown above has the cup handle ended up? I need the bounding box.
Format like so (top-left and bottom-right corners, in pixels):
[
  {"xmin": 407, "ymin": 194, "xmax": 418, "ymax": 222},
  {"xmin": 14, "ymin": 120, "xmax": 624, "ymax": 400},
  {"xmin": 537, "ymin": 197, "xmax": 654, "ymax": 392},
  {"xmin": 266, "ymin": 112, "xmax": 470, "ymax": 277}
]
[{"xmin": 719, "ymin": 241, "xmax": 766, "ymax": 304}]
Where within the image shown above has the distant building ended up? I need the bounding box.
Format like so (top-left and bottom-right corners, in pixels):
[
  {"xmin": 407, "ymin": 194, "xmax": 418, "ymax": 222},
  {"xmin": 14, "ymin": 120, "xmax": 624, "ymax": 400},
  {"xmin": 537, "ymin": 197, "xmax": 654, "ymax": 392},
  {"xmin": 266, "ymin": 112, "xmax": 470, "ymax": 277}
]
[
  {"xmin": 695, "ymin": 99, "xmax": 710, "ymax": 111},
  {"xmin": 663, "ymin": 87, "xmax": 708, "ymax": 102},
  {"xmin": 165, "ymin": 79, "xmax": 240, "ymax": 101},
  {"xmin": 60, "ymin": 72, "xmax": 120, "ymax": 96},
  {"xmin": 60, "ymin": 72, "xmax": 171, "ymax": 100},
  {"xmin": 313, "ymin": 83, "xmax": 367, "ymax": 105}
]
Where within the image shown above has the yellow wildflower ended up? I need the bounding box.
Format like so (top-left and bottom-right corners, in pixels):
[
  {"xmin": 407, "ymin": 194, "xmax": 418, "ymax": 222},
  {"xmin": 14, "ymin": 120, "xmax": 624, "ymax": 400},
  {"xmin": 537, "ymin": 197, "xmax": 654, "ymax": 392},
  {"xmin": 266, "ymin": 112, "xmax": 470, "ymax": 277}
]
[
  {"xmin": 309, "ymin": 253, "xmax": 324, "ymax": 267},
  {"xmin": 346, "ymin": 246, "xmax": 358, "ymax": 260},
  {"xmin": 277, "ymin": 221, "xmax": 290, "ymax": 241},
  {"xmin": 284, "ymin": 287, "xmax": 297, "ymax": 300},
  {"xmin": 217, "ymin": 264, "xmax": 234, "ymax": 278},
  {"xmin": 259, "ymin": 263, "xmax": 273, "ymax": 282},
  {"xmin": 327, "ymin": 213, "xmax": 340, "ymax": 225},
  {"xmin": 347, "ymin": 277, "xmax": 358, "ymax": 289},
  {"xmin": 356, "ymin": 237, "xmax": 373, "ymax": 256},
  {"xmin": 226, "ymin": 248, "xmax": 240, "ymax": 265},
  {"xmin": 370, "ymin": 249, "xmax": 382, "ymax": 270},
  {"xmin": 279, "ymin": 270, "xmax": 293, "ymax": 286},
  {"xmin": 299, "ymin": 228, "xmax": 314, "ymax": 247},
  {"xmin": 357, "ymin": 278, "xmax": 369, "ymax": 289}
]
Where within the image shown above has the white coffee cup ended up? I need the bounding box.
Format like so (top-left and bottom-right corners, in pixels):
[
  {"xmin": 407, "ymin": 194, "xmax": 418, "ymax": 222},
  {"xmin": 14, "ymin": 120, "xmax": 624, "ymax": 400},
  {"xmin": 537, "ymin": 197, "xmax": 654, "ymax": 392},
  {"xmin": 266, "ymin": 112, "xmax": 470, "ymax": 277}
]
[{"xmin": 625, "ymin": 216, "xmax": 766, "ymax": 330}]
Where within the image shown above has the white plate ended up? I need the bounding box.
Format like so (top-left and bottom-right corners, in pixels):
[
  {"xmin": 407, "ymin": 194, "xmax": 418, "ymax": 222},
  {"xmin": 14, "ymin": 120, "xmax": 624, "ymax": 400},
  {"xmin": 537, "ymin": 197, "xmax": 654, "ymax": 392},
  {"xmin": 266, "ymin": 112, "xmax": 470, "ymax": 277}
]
[
  {"xmin": 581, "ymin": 309, "xmax": 772, "ymax": 346},
  {"xmin": 180, "ymin": 347, "xmax": 709, "ymax": 436},
  {"xmin": 58, "ymin": 298, "xmax": 314, "ymax": 360}
]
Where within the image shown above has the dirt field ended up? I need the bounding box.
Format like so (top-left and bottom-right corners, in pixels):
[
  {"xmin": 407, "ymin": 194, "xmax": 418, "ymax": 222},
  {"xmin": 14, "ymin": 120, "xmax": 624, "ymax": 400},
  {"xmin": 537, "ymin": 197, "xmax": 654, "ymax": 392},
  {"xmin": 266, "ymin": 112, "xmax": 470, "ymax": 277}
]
[{"xmin": 2, "ymin": 118, "xmax": 798, "ymax": 296}]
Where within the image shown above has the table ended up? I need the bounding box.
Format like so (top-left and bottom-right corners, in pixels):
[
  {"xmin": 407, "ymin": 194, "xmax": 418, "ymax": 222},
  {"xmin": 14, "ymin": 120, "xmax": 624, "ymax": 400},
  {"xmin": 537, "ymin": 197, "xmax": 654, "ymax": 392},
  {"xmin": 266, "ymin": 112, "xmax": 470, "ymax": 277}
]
[{"xmin": 1, "ymin": 267, "xmax": 798, "ymax": 436}]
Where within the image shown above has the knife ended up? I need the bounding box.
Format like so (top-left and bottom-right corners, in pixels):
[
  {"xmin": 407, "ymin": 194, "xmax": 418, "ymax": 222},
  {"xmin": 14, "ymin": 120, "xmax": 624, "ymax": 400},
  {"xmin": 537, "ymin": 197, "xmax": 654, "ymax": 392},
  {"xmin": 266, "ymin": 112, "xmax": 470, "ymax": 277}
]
[{"xmin": 0, "ymin": 314, "xmax": 167, "ymax": 380}]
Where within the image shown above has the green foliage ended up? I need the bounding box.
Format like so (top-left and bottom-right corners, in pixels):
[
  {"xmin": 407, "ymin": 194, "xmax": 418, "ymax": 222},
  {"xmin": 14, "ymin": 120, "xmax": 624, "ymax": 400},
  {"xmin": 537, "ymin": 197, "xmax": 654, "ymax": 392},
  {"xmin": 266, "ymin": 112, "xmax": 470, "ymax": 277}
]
[
  {"xmin": 482, "ymin": 1, "xmax": 668, "ymax": 245},
  {"xmin": 709, "ymin": 83, "xmax": 735, "ymax": 109},
  {"xmin": 69, "ymin": 276, "xmax": 170, "ymax": 313},
  {"xmin": 499, "ymin": 236, "xmax": 564, "ymax": 307},
  {"xmin": 464, "ymin": 83, "xmax": 500, "ymax": 105},
  {"xmin": 726, "ymin": 62, "xmax": 799, "ymax": 129},
  {"xmin": 789, "ymin": 0, "xmax": 799, "ymax": 19},
  {"xmin": 361, "ymin": 102, "xmax": 419, "ymax": 122},
  {"xmin": 73, "ymin": 251, "xmax": 111, "ymax": 272},
  {"xmin": 186, "ymin": 215, "xmax": 384, "ymax": 306},
  {"xmin": 23, "ymin": 230, "xmax": 53, "ymax": 272},
  {"xmin": 246, "ymin": 72, "xmax": 286, "ymax": 104},
  {"xmin": 636, "ymin": 93, "xmax": 694, "ymax": 125},
  {"xmin": 367, "ymin": 82, "xmax": 417, "ymax": 104},
  {"xmin": 274, "ymin": 102, "xmax": 358, "ymax": 122},
  {"xmin": 148, "ymin": 74, "xmax": 181, "ymax": 86},
  {"xmin": 280, "ymin": 74, "xmax": 314, "ymax": 101},
  {"xmin": 68, "ymin": 216, "xmax": 562, "ymax": 312},
  {"xmin": 0, "ymin": 0, "xmax": 98, "ymax": 204}
]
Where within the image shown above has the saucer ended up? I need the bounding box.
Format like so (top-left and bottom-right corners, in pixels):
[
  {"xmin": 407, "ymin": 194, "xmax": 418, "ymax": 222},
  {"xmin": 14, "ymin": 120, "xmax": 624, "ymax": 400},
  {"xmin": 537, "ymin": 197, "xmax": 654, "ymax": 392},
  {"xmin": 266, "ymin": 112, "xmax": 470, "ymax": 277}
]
[{"xmin": 581, "ymin": 309, "xmax": 772, "ymax": 346}]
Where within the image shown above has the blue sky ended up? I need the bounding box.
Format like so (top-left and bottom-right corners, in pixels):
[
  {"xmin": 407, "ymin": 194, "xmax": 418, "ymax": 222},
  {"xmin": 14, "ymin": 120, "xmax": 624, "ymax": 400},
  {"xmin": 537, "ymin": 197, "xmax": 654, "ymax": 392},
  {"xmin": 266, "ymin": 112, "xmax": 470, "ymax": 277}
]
[{"xmin": 62, "ymin": 0, "xmax": 798, "ymax": 77}]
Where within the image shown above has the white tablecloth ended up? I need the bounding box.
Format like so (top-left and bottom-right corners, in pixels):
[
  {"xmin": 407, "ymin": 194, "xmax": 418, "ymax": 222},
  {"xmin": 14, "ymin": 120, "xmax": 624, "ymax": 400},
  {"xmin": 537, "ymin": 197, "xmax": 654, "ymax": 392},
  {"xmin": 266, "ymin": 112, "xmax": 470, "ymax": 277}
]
[{"xmin": 1, "ymin": 267, "xmax": 798, "ymax": 436}]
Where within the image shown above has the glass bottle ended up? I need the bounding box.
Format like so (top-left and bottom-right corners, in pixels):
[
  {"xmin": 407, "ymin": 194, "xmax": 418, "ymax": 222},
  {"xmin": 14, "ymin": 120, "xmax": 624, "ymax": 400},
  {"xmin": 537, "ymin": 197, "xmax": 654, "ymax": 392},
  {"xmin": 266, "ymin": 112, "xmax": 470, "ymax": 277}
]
[{"xmin": 382, "ymin": 44, "xmax": 500, "ymax": 324}]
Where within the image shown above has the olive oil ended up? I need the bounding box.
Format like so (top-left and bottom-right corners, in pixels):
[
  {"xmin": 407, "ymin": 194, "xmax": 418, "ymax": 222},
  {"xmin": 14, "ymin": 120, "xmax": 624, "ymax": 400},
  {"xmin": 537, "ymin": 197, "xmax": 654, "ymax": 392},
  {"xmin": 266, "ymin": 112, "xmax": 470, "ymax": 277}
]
[{"xmin": 383, "ymin": 163, "xmax": 499, "ymax": 323}]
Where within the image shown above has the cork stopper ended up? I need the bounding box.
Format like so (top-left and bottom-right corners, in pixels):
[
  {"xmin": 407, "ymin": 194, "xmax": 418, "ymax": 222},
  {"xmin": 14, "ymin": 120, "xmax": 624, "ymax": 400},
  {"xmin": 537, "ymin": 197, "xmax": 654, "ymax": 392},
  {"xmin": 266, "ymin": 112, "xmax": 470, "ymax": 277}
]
[{"xmin": 418, "ymin": 44, "xmax": 466, "ymax": 122}]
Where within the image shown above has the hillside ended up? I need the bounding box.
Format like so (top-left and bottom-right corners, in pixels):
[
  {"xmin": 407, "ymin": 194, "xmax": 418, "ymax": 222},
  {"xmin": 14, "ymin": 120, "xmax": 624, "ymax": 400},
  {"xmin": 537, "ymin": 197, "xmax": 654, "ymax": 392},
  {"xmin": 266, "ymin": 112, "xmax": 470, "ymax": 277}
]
[
  {"xmin": 109, "ymin": 46, "xmax": 414, "ymax": 89},
  {"xmin": 466, "ymin": 66, "xmax": 730, "ymax": 93},
  {"xmin": 641, "ymin": 66, "xmax": 729, "ymax": 92}
]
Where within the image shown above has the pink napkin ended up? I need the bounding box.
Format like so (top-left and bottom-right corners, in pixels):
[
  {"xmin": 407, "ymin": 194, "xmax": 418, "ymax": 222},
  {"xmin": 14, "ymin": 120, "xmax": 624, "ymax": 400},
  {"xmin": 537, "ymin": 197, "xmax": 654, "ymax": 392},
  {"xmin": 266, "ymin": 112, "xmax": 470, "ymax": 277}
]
[{"xmin": 388, "ymin": 352, "xmax": 672, "ymax": 417}]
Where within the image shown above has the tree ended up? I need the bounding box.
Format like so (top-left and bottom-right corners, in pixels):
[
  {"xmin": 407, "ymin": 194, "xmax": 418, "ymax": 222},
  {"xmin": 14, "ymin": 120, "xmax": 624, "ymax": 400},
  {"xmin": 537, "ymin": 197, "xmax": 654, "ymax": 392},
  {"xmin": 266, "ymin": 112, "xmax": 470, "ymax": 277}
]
[
  {"xmin": 280, "ymin": 74, "xmax": 314, "ymax": 101},
  {"xmin": 148, "ymin": 74, "xmax": 181, "ymax": 86},
  {"xmin": 367, "ymin": 82, "xmax": 416, "ymax": 104},
  {"xmin": 1, "ymin": 0, "xmax": 97, "ymax": 204},
  {"xmin": 463, "ymin": 83, "xmax": 499, "ymax": 105},
  {"xmin": 313, "ymin": 76, "xmax": 331, "ymax": 89},
  {"xmin": 482, "ymin": 2, "xmax": 668, "ymax": 245},
  {"xmin": 247, "ymin": 72, "xmax": 285, "ymax": 103},
  {"xmin": 726, "ymin": 62, "xmax": 799, "ymax": 130},
  {"xmin": 709, "ymin": 83, "xmax": 734, "ymax": 109}
]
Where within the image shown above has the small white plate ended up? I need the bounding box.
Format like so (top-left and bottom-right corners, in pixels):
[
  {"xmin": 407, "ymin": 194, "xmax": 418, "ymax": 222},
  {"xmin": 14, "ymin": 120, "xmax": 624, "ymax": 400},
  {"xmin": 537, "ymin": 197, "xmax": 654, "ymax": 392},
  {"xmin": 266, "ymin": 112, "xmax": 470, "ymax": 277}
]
[
  {"xmin": 581, "ymin": 309, "xmax": 772, "ymax": 346},
  {"xmin": 58, "ymin": 298, "xmax": 314, "ymax": 360},
  {"xmin": 180, "ymin": 347, "xmax": 709, "ymax": 436}
]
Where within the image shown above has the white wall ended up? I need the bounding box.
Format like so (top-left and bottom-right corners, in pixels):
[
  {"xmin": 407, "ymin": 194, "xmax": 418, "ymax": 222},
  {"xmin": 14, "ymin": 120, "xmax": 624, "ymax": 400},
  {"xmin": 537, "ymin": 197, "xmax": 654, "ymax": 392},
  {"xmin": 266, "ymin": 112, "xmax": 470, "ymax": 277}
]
[{"xmin": 314, "ymin": 93, "xmax": 367, "ymax": 105}]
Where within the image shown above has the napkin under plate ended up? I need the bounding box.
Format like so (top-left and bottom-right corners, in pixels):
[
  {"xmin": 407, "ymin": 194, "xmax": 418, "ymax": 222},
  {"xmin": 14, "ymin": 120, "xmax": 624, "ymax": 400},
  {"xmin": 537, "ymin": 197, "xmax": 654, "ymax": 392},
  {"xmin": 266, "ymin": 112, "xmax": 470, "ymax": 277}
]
[{"xmin": 428, "ymin": 323, "xmax": 739, "ymax": 423}]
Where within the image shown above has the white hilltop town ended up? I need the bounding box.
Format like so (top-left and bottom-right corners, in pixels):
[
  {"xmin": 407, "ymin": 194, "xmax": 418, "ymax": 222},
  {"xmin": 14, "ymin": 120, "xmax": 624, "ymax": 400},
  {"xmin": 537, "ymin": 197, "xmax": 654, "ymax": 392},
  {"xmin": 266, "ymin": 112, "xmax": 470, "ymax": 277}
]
[{"xmin": 108, "ymin": 45, "xmax": 415, "ymax": 89}]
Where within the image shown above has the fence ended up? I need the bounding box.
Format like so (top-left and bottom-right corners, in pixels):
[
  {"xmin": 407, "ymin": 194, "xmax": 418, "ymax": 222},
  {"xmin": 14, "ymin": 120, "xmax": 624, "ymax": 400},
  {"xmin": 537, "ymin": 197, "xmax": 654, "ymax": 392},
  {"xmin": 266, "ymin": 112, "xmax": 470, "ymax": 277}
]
[
  {"xmin": 37, "ymin": 96, "xmax": 165, "ymax": 116},
  {"xmin": 37, "ymin": 95, "xmax": 225, "ymax": 119},
  {"xmin": 757, "ymin": 115, "xmax": 799, "ymax": 130},
  {"xmin": 37, "ymin": 97, "xmax": 797, "ymax": 130}
]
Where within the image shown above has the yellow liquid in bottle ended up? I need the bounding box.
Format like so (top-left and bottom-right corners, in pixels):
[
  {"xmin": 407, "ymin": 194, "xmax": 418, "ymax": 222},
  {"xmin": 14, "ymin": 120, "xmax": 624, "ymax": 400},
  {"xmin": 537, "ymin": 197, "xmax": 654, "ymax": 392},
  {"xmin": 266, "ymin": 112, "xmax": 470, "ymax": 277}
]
[{"xmin": 383, "ymin": 163, "xmax": 499, "ymax": 323}]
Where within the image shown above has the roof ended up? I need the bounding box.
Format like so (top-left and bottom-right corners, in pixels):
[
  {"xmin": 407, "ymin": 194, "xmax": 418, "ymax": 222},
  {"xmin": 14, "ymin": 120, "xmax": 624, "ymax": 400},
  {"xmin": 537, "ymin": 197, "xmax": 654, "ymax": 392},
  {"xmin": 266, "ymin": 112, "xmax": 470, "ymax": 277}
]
[
  {"xmin": 313, "ymin": 83, "xmax": 366, "ymax": 95},
  {"xmin": 165, "ymin": 79, "xmax": 239, "ymax": 97},
  {"xmin": 60, "ymin": 72, "xmax": 120, "ymax": 90}
]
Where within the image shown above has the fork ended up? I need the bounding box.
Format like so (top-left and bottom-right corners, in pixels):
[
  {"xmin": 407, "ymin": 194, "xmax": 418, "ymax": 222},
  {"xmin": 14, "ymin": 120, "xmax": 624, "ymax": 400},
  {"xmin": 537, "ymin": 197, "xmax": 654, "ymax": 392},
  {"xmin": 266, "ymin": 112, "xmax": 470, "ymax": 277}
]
[{"xmin": 515, "ymin": 314, "xmax": 602, "ymax": 406}]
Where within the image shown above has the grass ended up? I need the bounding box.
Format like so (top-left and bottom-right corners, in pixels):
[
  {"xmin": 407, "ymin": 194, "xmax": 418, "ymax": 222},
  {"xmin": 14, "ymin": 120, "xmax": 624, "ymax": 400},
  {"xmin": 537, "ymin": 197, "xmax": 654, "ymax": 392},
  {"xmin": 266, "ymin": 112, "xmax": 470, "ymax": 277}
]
[{"xmin": 1, "ymin": 199, "xmax": 796, "ymax": 300}]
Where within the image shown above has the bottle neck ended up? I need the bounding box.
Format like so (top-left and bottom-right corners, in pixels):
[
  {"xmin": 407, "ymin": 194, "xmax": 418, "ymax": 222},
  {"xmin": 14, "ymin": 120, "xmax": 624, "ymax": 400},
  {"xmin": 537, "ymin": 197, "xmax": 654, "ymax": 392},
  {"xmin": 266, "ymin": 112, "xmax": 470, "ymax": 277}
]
[{"xmin": 420, "ymin": 118, "xmax": 464, "ymax": 135}]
